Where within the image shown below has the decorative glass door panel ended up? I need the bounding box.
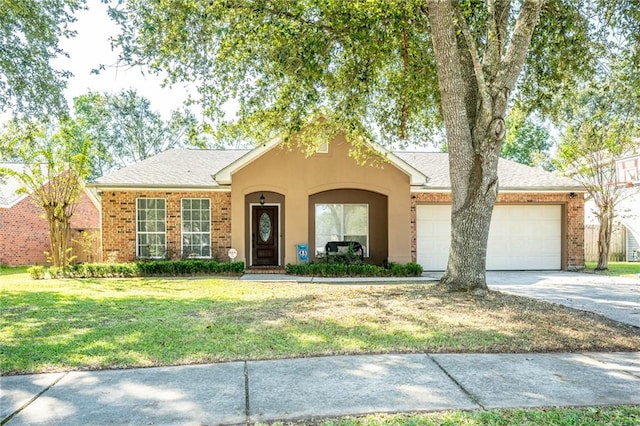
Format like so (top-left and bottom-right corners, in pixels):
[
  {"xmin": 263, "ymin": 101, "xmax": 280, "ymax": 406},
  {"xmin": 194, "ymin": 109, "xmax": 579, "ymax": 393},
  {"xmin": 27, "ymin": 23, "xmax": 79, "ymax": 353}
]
[{"xmin": 252, "ymin": 205, "xmax": 278, "ymax": 266}]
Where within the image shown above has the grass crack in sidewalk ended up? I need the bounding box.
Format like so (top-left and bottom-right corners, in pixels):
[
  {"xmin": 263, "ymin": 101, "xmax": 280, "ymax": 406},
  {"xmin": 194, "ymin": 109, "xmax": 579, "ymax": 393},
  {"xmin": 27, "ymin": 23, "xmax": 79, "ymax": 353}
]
[{"xmin": 427, "ymin": 354, "xmax": 485, "ymax": 410}]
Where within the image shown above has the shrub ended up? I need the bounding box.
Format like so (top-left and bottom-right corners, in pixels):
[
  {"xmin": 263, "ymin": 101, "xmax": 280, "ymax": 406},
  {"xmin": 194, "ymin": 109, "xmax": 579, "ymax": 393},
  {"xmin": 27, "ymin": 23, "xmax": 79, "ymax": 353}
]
[
  {"xmin": 48, "ymin": 266, "xmax": 63, "ymax": 279},
  {"xmin": 62, "ymin": 260, "xmax": 245, "ymax": 278},
  {"xmin": 28, "ymin": 265, "xmax": 46, "ymax": 280},
  {"xmin": 286, "ymin": 261, "xmax": 423, "ymax": 277},
  {"xmin": 405, "ymin": 262, "xmax": 424, "ymax": 277}
]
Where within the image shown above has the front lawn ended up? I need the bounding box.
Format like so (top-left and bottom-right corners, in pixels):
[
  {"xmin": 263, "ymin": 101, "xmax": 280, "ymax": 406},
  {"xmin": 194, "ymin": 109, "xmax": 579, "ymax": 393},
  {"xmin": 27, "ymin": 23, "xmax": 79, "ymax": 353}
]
[
  {"xmin": 318, "ymin": 406, "xmax": 640, "ymax": 426},
  {"xmin": 584, "ymin": 261, "xmax": 640, "ymax": 277},
  {"xmin": 2, "ymin": 274, "xmax": 640, "ymax": 375},
  {"xmin": 0, "ymin": 265, "xmax": 29, "ymax": 276}
]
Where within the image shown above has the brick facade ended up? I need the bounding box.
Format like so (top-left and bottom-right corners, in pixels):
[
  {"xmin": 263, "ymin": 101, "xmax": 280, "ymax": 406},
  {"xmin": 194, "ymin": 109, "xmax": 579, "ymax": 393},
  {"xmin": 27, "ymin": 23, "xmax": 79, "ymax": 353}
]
[
  {"xmin": 410, "ymin": 192, "xmax": 585, "ymax": 269},
  {"xmin": 100, "ymin": 191, "xmax": 232, "ymax": 262},
  {"xmin": 101, "ymin": 188, "xmax": 584, "ymax": 269},
  {"xmin": 0, "ymin": 190, "xmax": 100, "ymax": 266}
]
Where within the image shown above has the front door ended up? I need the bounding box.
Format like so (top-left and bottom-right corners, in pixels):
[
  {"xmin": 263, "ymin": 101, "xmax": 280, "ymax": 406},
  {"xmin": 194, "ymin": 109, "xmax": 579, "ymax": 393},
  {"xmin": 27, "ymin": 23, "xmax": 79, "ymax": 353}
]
[{"xmin": 252, "ymin": 205, "xmax": 279, "ymax": 266}]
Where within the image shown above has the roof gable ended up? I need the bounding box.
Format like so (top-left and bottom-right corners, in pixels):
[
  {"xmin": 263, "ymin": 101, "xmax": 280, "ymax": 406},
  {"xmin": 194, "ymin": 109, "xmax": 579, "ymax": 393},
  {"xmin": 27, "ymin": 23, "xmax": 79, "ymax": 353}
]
[
  {"xmin": 214, "ymin": 137, "xmax": 428, "ymax": 186},
  {"xmin": 0, "ymin": 163, "xmax": 31, "ymax": 208}
]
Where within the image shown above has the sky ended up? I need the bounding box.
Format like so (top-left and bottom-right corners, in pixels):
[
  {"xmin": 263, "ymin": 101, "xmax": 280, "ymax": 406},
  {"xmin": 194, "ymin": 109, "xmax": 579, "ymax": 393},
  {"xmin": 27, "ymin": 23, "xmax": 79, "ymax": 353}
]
[{"xmin": 53, "ymin": 2, "xmax": 194, "ymax": 119}]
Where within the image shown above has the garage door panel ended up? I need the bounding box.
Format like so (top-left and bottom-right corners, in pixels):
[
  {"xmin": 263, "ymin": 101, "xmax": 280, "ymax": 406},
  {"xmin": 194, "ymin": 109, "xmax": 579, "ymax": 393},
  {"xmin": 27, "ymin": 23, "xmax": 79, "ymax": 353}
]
[
  {"xmin": 417, "ymin": 204, "xmax": 561, "ymax": 271},
  {"xmin": 416, "ymin": 205, "xmax": 451, "ymax": 271}
]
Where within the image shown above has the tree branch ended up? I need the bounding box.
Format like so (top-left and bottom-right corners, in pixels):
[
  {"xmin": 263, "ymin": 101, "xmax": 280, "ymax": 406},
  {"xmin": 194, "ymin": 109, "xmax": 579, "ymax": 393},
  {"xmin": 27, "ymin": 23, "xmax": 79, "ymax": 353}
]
[
  {"xmin": 484, "ymin": 0, "xmax": 511, "ymax": 72},
  {"xmin": 454, "ymin": 6, "xmax": 491, "ymax": 114},
  {"xmin": 497, "ymin": 0, "xmax": 543, "ymax": 93}
]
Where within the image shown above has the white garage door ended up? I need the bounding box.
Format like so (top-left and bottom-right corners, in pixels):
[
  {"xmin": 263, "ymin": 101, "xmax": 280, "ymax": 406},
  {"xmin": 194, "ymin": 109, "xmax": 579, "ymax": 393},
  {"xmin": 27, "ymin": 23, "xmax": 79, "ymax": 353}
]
[{"xmin": 416, "ymin": 204, "xmax": 562, "ymax": 271}]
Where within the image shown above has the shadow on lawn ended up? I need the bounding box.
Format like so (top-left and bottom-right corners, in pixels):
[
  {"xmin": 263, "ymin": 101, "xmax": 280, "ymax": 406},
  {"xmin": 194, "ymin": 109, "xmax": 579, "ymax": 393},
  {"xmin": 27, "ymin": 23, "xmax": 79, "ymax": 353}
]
[{"xmin": 3, "ymin": 284, "xmax": 640, "ymax": 375}]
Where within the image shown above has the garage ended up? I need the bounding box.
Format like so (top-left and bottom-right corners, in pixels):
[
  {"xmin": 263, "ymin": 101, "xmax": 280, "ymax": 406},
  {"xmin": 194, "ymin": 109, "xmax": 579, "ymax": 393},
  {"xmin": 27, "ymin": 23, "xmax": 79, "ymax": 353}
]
[{"xmin": 416, "ymin": 204, "xmax": 562, "ymax": 271}]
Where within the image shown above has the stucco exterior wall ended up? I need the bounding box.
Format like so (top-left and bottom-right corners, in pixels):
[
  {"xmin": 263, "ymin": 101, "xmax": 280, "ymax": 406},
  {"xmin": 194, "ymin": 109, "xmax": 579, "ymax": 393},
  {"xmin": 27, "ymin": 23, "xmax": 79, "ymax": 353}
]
[
  {"xmin": 230, "ymin": 135, "xmax": 413, "ymax": 266},
  {"xmin": 100, "ymin": 191, "xmax": 231, "ymax": 262},
  {"xmin": 410, "ymin": 192, "xmax": 585, "ymax": 269}
]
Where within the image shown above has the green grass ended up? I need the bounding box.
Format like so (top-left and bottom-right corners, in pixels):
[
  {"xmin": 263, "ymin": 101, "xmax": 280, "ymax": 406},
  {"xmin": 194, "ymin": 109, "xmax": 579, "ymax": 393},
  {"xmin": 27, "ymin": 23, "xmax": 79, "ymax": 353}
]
[
  {"xmin": 0, "ymin": 265, "xmax": 29, "ymax": 276},
  {"xmin": 584, "ymin": 261, "xmax": 640, "ymax": 277},
  {"xmin": 304, "ymin": 406, "xmax": 640, "ymax": 425},
  {"xmin": 2, "ymin": 274, "xmax": 640, "ymax": 375}
]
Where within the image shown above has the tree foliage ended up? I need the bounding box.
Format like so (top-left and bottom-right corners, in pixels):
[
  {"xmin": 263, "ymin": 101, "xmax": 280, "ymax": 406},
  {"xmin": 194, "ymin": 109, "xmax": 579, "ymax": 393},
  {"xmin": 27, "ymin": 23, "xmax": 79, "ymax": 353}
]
[
  {"xmin": 107, "ymin": 0, "xmax": 637, "ymax": 291},
  {"xmin": 0, "ymin": 119, "xmax": 92, "ymax": 267},
  {"xmin": 501, "ymin": 108, "xmax": 551, "ymax": 168},
  {"xmin": 0, "ymin": 0, "xmax": 85, "ymax": 117},
  {"xmin": 555, "ymin": 71, "xmax": 640, "ymax": 270},
  {"xmin": 73, "ymin": 89, "xmax": 206, "ymax": 179}
]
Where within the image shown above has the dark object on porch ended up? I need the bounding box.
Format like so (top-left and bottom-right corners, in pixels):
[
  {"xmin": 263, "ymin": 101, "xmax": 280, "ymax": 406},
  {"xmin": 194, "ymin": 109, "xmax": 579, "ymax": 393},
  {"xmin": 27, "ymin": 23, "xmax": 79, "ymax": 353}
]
[{"xmin": 325, "ymin": 241, "xmax": 364, "ymax": 260}]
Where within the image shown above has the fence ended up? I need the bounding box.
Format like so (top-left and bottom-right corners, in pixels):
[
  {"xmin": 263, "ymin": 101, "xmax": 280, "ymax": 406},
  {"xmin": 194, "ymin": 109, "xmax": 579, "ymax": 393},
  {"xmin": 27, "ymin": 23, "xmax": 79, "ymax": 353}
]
[
  {"xmin": 70, "ymin": 229, "xmax": 102, "ymax": 263},
  {"xmin": 584, "ymin": 224, "xmax": 627, "ymax": 262}
]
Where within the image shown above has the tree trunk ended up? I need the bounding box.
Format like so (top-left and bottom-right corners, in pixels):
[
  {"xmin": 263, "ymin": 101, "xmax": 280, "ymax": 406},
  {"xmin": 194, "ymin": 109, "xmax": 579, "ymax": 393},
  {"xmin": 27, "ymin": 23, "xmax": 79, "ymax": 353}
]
[
  {"xmin": 596, "ymin": 207, "xmax": 614, "ymax": 270},
  {"xmin": 44, "ymin": 206, "xmax": 72, "ymax": 268},
  {"xmin": 441, "ymin": 151, "xmax": 499, "ymax": 292},
  {"xmin": 427, "ymin": 0, "xmax": 542, "ymax": 293}
]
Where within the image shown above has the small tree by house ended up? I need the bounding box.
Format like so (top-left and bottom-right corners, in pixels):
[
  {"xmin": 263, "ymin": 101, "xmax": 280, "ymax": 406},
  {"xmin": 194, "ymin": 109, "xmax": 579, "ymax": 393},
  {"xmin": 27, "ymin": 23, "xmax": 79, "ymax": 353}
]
[
  {"xmin": 0, "ymin": 119, "xmax": 92, "ymax": 268},
  {"xmin": 556, "ymin": 115, "xmax": 638, "ymax": 270}
]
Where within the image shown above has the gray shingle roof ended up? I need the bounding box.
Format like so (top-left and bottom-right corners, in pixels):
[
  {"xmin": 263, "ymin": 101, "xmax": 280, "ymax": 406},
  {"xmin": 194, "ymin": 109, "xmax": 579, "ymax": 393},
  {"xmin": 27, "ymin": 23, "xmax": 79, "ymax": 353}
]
[
  {"xmin": 0, "ymin": 163, "xmax": 33, "ymax": 208},
  {"xmin": 93, "ymin": 149, "xmax": 250, "ymax": 188},
  {"xmin": 395, "ymin": 152, "xmax": 583, "ymax": 191},
  {"xmin": 91, "ymin": 148, "xmax": 582, "ymax": 191}
]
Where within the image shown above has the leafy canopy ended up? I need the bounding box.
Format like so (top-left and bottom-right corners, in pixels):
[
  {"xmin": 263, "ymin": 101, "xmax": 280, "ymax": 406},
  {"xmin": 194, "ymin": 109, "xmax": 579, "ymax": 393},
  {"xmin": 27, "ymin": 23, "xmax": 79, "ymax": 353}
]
[
  {"xmin": 73, "ymin": 89, "xmax": 207, "ymax": 180},
  {"xmin": 108, "ymin": 1, "xmax": 609, "ymax": 149},
  {"xmin": 0, "ymin": 0, "xmax": 85, "ymax": 117}
]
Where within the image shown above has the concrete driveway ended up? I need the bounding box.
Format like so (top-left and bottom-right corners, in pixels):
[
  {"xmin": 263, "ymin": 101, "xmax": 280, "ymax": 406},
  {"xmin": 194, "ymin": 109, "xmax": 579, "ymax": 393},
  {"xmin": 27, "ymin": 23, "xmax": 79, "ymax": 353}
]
[{"xmin": 485, "ymin": 271, "xmax": 640, "ymax": 328}]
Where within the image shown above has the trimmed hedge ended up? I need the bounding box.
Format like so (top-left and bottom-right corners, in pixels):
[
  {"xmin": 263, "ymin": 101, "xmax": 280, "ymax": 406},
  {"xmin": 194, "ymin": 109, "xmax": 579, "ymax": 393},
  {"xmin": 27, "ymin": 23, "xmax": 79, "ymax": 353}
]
[
  {"xmin": 286, "ymin": 262, "xmax": 423, "ymax": 277},
  {"xmin": 42, "ymin": 260, "xmax": 247, "ymax": 279}
]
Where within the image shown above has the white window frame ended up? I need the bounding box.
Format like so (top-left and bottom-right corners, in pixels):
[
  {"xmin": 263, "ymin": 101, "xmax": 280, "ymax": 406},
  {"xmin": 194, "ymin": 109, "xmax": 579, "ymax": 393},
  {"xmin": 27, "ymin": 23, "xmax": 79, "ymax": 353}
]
[
  {"xmin": 315, "ymin": 203, "xmax": 369, "ymax": 257},
  {"xmin": 136, "ymin": 198, "xmax": 166, "ymax": 259},
  {"xmin": 181, "ymin": 198, "xmax": 212, "ymax": 259},
  {"xmin": 316, "ymin": 142, "xmax": 329, "ymax": 154}
]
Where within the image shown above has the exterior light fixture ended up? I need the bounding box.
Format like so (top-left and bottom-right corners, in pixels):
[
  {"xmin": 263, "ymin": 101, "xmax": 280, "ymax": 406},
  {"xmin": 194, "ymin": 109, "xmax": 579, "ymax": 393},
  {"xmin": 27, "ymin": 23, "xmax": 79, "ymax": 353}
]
[
  {"xmin": 569, "ymin": 192, "xmax": 576, "ymax": 199},
  {"xmin": 260, "ymin": 193, "xmax": 265, "ymax": 205}
]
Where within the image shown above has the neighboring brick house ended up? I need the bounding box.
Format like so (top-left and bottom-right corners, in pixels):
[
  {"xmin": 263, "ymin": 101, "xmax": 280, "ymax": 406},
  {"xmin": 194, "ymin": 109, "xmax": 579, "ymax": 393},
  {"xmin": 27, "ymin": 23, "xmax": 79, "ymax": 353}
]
[
  {"xmin": 90, "ymin": 135, "xmax": 585, "ymax": 271},
  {"xmin": 0, "ymin": 163, "xmax": 101, "ymax": 266}
]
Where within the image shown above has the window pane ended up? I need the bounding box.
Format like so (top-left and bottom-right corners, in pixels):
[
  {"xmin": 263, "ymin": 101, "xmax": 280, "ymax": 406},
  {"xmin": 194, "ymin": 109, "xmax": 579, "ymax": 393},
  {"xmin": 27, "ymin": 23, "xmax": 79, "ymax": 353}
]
[
  {"xmin": 181, "ymin": 198, "xmax": 211, "ymax": 258},
  {"xmin": 137, "ymin": 198, "xmax": 166, "ymax": 258},
  {"xmin": 316, "ymin": 203, "xmax": 369, "ymax": 257},
  {"xmin": 315, "ymin": 204, "xmax": 342, "ymax": 254},
  {"xmin": 344, "ymin": 205, "xmax": 368, "ymax": 235}
]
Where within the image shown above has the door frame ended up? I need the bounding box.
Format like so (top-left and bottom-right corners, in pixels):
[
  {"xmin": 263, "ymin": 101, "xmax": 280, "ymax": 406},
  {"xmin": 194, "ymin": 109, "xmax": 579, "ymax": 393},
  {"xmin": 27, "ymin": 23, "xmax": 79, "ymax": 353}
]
[{"xmin": 249, "ymin": 202, "xmax": 281, "ymax": 266}]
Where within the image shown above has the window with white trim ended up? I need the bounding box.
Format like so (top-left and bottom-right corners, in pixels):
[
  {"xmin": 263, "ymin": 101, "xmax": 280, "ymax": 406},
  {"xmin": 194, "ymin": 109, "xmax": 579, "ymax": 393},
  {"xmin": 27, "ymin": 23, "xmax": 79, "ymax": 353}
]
[
  {"xmin": 316, "ymin": 142, "xmax": 329, "ymax": 154},
  {"xmin": 315, "ymin": 203, "xmax": 368, "ymax": 256},
  {"xmin": 181, "ymin": 198, "xmax": 211, "ymax": 258},
  {"xmin": 136, "ymin": 198, "xmax": 166, "ymax": 258}
]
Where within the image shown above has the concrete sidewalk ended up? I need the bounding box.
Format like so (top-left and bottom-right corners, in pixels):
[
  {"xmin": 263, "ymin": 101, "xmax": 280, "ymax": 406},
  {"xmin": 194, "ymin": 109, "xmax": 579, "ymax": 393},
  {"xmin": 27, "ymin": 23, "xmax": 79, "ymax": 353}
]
[{"xmin": 2, "ymin": 352, "xmax": 640, "ymax": 425}]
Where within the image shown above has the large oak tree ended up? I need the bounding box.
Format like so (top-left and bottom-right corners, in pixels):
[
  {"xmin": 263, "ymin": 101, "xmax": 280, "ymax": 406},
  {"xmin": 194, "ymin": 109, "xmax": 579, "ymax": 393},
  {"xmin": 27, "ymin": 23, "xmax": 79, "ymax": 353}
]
[{"xmin": 108, "ymin": 0, "xmax": 633, "ymax": 291}]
